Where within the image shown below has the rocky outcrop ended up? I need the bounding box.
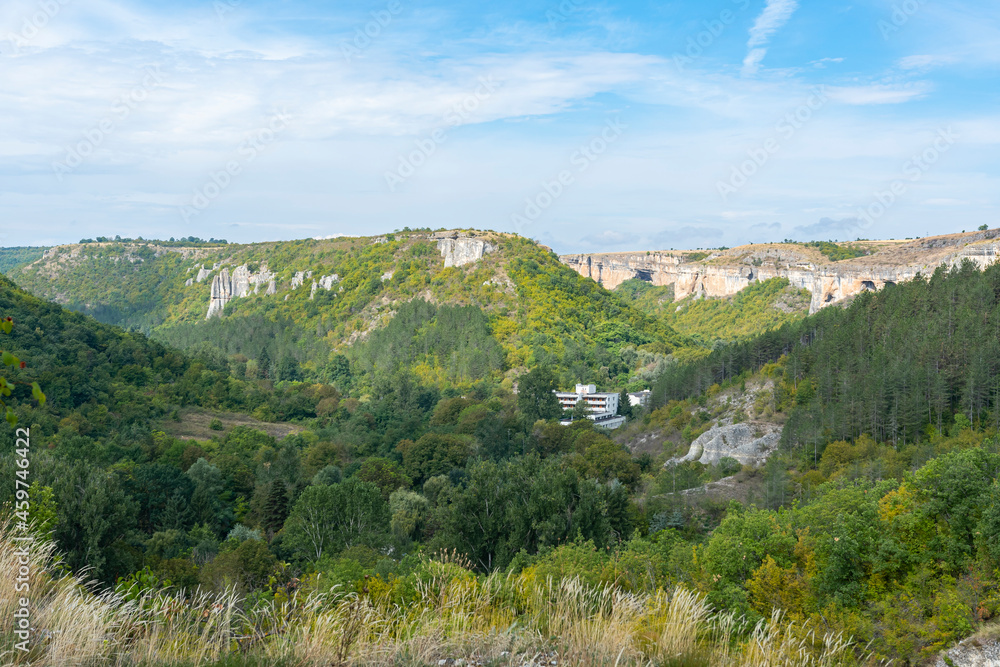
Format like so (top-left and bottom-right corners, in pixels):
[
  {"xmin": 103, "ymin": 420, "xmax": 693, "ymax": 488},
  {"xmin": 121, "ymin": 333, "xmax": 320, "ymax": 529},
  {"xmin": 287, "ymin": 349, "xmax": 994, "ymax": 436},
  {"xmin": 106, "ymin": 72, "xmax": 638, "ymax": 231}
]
[
  {"xmin": 309, "ymin": 274, "xmax": 339, "ymax": 299},
  {"xmin": 205, "ymin": 263, "xmax": 277, "ymax": 318},
  {"xmin": 207, "ymin": 269, "xmax": 235, "ymax": 318},
  {"xmin": 437, "ymin": 237, "xmax": 496, "ymax": 268},
  {"xmin": 673, "ymin": 422, "xmax": 781, "ymax": 467},
  {"xmin": 934, "ymin": 637, "xmax": 1000, "ymax": 666},
  {"xmin": 561, "ymin": 231, "xmax": 1000, "ymax": 314},
  {"xmin": 196, "ymin": 266, "xmax": 211, "ymax": 282}
]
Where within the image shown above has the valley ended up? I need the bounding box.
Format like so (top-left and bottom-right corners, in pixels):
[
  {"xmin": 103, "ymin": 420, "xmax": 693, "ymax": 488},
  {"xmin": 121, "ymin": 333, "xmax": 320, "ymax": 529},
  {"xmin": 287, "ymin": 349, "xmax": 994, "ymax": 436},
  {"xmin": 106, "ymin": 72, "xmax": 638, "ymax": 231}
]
[{"xmin": 2, "ymin": 228, "xmax": 1000, "ymax": 665}]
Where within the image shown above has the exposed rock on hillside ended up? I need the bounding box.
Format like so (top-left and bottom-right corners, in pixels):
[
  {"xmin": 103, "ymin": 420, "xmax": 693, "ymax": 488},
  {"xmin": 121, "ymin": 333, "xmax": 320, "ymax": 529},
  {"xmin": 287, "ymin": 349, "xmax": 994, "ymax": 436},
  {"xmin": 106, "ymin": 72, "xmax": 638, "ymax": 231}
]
[
  {"xmin": 438, "ymin": 237, "xmax": 496, "ymax": 268},
  {"xmin": 206, "ymin": 263, "xmax": 276, "ymax": 318},
  {"xmin": 934, "ymin": 636, "xmax": 1000, "ymax": 666},
  {"xmin": 309, "ymin": 274, "xmax": 339, "ymax": 299},
  {"xmin": 673, "ymin": 422, "xmax": 781, "ymax": 466},
  {"xmin": 562, "ymin": 229, "xmax": 1000, "ymax": 313}
]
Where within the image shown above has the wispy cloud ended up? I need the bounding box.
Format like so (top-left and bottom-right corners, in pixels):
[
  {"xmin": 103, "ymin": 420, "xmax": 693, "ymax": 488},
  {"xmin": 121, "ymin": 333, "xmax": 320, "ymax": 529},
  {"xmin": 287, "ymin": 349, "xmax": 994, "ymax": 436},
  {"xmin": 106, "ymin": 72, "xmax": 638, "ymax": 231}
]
[
  {"xmin": 0, "ymin": 0, "xmax": 996, "ymax": 251},
  {"xmin": 742, "ymin": 0, "xmax": 799, "ymax": 77},
  {"xmin": 826, "ymin": 83, "xmax": 931, "ymax": 105}
]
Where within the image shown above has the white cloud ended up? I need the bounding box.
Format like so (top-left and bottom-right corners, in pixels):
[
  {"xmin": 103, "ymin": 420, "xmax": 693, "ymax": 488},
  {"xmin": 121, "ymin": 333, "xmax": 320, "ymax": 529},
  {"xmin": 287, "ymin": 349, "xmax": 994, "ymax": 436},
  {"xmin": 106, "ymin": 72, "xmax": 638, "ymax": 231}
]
[
  {"xmin": 826, "ymin": 83, "xmax": 931, "ymax": 105},
  {"xmin": 810, "ymin": 57, "xmax": 844, "ymax": 68},
  {"xmin": 742, "ymin": 0, "xmax": 799, "ymax": 76},
  {"xmin": 898, "ymin": 54, "xmax": 958, "ymax": 71}
]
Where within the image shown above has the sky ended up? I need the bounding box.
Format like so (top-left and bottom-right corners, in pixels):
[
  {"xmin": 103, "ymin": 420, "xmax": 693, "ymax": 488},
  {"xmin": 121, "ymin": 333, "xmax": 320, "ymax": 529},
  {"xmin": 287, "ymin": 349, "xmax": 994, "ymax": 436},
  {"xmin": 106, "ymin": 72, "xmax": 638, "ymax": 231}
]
[{"xmin": 1, "ymin": 0, "xmax": 998, "ymax": 254}]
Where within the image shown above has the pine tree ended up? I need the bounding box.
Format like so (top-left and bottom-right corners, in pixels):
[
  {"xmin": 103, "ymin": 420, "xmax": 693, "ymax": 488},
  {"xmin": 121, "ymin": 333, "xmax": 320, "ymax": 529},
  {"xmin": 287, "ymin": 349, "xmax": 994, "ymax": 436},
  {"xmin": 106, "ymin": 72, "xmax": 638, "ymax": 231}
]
[
  {"xmin": 257, "ymin": 347, "xmax": 271, "ymax": 379},
  {"xmin": 263, "ymin": 482, "xmax": 289, "ymax": 540},
  {"xmin": 618, "ymin": 388, "xmax": 632, "ymax": 419}
]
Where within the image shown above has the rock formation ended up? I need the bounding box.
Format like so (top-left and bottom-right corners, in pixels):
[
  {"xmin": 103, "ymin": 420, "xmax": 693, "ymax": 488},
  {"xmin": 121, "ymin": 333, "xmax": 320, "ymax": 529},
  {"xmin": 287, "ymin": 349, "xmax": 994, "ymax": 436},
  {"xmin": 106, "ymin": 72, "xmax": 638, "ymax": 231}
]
[
  {"xmin": 205, "ymin": 263, "xmax": 277, "ymax": 318},
  {"xmin": 196, "ymin": 266, "xmax": 211, "ymax": 282},
  {"xmin": 206, "ymin": 268, "xmax": 235, "ymax": 318},
  {"xmin": 561, "ymin": 230, "xmax": 1000, "ymax": 313},
  {"xmin": 674, "ymin": 422, "xmax": 781, "ymax": 467},
  {"xmin": 437, "ymin": 237, "xmax": 496, "ymax": 268},
  {"xmin": 291, "ymin": 271, "xmax": 312, "ymax": 289},
  {"xmin": 309, "ymin": 274, "xmax": 339, "ymax": 299}
]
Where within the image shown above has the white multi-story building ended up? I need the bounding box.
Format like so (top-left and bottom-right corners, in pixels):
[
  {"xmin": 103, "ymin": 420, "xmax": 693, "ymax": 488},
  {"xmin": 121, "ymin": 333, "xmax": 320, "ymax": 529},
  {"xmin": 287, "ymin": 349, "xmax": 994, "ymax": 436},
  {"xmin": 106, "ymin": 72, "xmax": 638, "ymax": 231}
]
[
  {"xmin": 628, "ymin": 390, "xmax": 651, "ymax": 408},
  {"xmin": 554, "ymin": 384, "xmax": 625, "ymax": 429},
  {"xmin": 554, "ymin": 384, "xmax": 620, "ymax": 414}
]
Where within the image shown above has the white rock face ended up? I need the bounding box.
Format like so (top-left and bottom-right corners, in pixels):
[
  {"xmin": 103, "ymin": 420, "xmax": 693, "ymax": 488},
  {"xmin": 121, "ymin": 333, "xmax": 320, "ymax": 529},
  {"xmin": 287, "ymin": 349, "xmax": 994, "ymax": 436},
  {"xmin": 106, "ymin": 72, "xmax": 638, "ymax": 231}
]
[
  {"xmin": 206, "ymin": 263, "xmax": 278, "ymax": 318},
  {"xmin": 231, "ymin": 265, "xmax": 251, "ymax": 298},
  {"xmin": 438, "ymin": 238, "xmax": 496, "ymax": 268},
  {"xmin": 310, "ymin": 274, "xmax": 340, "ymax": 299},
  {"xmin": 675, "ymin": 422, "xmax": 781, "ymax": 467},
  {"xmin": 207, "ymin": 268, "xmax": 234, "ymax": 318},
  {"xmin": 196, "ymin": 266, "xmax": 211, "ymax": 282},
  {"xmin": 561, "ymin": 233, "xmax": 1000, "ymax": 315},
  {"xmin": 291, "ymin": 270, "xmax": 313, "ymax": 289},
  {"xmin": 185, "ymin": 278, "xmax": 194, "ymax": 287}
]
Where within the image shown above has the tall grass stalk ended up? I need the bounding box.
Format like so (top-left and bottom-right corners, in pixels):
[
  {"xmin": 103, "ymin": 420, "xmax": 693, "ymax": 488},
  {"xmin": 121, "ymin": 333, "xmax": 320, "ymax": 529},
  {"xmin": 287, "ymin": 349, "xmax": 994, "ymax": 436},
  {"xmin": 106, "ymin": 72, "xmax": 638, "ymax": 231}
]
[{"xmin": 0, "ymin": 521, "xmax": 863, "ymax": 666}]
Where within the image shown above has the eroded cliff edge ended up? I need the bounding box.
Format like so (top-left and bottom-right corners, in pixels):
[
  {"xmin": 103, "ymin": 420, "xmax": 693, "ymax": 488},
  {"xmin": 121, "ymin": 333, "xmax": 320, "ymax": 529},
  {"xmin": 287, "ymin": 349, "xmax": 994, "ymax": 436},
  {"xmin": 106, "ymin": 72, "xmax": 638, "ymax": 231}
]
[{"xmin": 560, "ymin": 230, "xmax": 1000, "ymax": 313}]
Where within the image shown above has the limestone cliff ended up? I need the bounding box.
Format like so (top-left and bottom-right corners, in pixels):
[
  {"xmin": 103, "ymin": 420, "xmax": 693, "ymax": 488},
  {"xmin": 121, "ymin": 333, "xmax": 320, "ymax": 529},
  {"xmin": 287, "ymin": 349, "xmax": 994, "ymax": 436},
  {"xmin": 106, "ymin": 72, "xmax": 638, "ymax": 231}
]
[
  {"xmin": 561, "ymin": 229, "xmax": 1000, "ymax": 313},
  {"xmin": 205, "ymin": 263, "xmax": 276, "ymax": 318},
  {"xmin": 437, "ymin": 237, "xmax": 496, "ymax": 268}
]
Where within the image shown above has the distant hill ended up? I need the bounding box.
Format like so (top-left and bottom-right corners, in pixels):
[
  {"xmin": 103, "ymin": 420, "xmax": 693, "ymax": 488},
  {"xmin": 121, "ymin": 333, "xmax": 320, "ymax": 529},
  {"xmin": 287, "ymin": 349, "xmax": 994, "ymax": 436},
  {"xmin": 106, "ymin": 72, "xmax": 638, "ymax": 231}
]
[
  {"xmin": 9, "ymin": 231, "xmax": 688, "ymax": 389},
  {"xmin": 0, "ymin": 246, "xmax": 48, "ymax": 274},
  {"xmin": 562, "ymin": 229, "xmax": 1000, "ymax": 313}
]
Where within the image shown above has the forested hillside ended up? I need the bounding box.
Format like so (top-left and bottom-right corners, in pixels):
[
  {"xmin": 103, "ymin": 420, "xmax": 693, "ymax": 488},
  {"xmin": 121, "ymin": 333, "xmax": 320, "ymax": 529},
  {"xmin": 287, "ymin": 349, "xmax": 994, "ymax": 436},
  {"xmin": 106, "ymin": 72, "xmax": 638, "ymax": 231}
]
[
  {"xmin": 0, "ymin": 246, "xmax": 46, "ymax": 274},
  {"xmin": 653, "ymin": 260, "xmax": 1000, "ymax": 447},
  {"xmin": 6, "ymin": 245, "xmax": 1000, "ymax": 664},
  {"xmin": 10, "ymin": 233, "xmax": 687, "ymax": 389},
  {"xmin": 616, "ymin": 276, "xmax": 811, "ymax": 347}
]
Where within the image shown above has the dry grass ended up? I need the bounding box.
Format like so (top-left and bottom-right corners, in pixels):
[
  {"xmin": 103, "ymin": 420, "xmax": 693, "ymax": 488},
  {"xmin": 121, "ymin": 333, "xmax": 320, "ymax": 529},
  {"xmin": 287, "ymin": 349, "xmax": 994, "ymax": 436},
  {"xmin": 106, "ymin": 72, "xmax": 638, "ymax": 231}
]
[
  {"xmin": 0, "ymin": 521, "xmax": 864, "ymax": 667},
  {"xmin": 159, "ymin": 408, "xmax": 303, "ymax": 442}
]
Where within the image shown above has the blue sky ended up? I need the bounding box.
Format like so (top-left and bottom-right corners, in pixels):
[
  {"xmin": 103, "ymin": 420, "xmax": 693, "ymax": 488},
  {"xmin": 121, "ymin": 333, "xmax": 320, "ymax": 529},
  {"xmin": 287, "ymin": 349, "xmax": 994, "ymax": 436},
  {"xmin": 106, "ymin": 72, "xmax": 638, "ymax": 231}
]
[{"xmin": 1, "ymin": 0, "xmax": 998, "ymax": 253}]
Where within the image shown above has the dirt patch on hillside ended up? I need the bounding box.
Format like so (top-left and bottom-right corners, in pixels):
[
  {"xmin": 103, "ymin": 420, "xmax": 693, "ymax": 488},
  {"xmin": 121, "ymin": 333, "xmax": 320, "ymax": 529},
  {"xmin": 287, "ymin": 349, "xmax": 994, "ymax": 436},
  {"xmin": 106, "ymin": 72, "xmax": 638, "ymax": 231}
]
[{"xmin": 161, "ymin": 408, "xmax": 304, "ymax": 441}]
